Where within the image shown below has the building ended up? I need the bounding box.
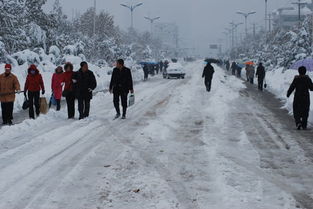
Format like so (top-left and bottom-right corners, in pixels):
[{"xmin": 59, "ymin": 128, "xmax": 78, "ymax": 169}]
[{"xmin": 273, "ymin": 0, "xmax": 313, "ymax": 30}]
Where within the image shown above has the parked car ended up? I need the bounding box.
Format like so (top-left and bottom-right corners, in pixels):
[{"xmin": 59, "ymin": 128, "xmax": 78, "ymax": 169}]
[{"xmin": 163, "ymin": 62, "xmax": 185, "ymax": 79}]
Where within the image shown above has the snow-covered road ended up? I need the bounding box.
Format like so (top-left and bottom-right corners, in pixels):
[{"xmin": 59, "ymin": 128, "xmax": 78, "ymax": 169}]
[{"xmin": 0, "ymin": 61, "xmax": 313, "ymax": 209}]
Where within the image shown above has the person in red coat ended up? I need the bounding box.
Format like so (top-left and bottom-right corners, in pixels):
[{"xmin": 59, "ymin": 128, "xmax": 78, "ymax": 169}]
[
  {"xmin": 51, "ymin": 66, "xmax": 64, "ymax": 111},
  {"xmin": 63, "ymin": 62, "xmax": 75, "ymax": 119},
  {"xmin": 24, "ymin": 64, "xmax": 45, "ymax": 119}
]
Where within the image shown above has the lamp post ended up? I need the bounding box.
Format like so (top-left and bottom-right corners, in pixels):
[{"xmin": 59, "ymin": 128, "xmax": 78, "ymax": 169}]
[
  {"xmin": 265, "ymin": 0, "xmax": 268, "ymax": 31},
  {"xmin": 230, "ymin": 22, "xmax": 243, "ymax": 48},
  {"xmin": 120, "ymin": 2, "xmax": 143, "ymax": 29},
  {"xmin": 236, "ymin": 11, "xmax": 256, "ymax": 37},
  {"xmin": 144, "ymin": 16, "xmax": 160, "ymax": 33},
  {"xmin": 292, "ymin": 0, "xmax": 306, "ymax": 25}
]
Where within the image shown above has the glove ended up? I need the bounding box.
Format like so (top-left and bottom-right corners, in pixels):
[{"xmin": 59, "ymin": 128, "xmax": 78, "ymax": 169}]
[{"xmin": 42, "ymin": 90, "xmax": 45, "ymax": 95}]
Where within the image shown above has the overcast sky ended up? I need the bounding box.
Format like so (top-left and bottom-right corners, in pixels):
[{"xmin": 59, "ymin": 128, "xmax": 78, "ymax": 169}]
[{"xmin": 45, "ymin": 0, "xmax": 297, "ymax": 55}]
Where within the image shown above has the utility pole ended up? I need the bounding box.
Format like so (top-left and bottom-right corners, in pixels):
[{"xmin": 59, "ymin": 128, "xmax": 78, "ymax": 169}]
[
  {"xmin": 237, "ymin": 11, "xmax": 256, "ymax": 37},
  {"xmin": 120, "ymin": 2, "xmax": 143, "ymax": 29},
  {"xmin": 252, "ymin": 23, "xmax": 256, "ymax": 38},
  {"xmin": 230, "ymin": 22, "xmax": 243, "ymax": 48},
  {"xmin": 292, "ymin": 0, "xmax": 307, "ymax": 25},
  {"xmin": 144, "ymin": 16, "xmax": 160, "ymax": 34},
  {"xmin": 265, "ymin": 14, "xmax": 273, "ymax": 32},
  {"xmin": 265, "ymin": 0, "xmax": 268, "ymax": 31},
  {"xmin": 93, "ymin": 0, "xmax": 96, "ymax": 37}
]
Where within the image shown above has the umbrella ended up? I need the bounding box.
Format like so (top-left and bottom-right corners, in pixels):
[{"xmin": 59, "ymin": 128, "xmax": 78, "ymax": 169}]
[
  {"xmin": 245, "ymin": 61, "xmax": 255, "ymax": 65},
  {"xmin": 205, "ymin": 58, "xmax": 220, "ymax": 64},
  {"xmin": 290, "ymin": 58, "xmax": 313, "ymax": 72}
]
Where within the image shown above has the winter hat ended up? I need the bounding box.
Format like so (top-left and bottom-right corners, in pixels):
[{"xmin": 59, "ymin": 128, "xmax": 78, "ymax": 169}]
[
  {"xmin": 298, "ymin": 66, "xmax": 307, "ymax": 75},
  {"xmin": 29, "ymin": 64, "xmax": 37, "ymax": 70},
  {"xmin": 5, "ymin": 64, "xmax": 12, "ymax": 70}
]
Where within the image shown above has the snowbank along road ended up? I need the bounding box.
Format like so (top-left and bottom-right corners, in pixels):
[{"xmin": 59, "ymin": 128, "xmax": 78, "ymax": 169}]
[{"xmin": 0, "ymin": 61, "xmax": 313, "ymax": 209}]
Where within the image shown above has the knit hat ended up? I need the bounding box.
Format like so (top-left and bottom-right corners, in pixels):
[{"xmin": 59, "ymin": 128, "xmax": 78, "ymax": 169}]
[
  {"xmin": 5, "ymin": 64, "xmax": 12, "ymax": 70},
  {"xmin": 29, "ymin": 64, "xmax": 37, "ymax": 70}
]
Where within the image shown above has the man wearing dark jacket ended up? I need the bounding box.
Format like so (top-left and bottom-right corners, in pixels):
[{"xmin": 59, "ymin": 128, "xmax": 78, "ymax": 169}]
[
  {"xmin": 287, "ymin": 66, "xmax": 313, "ymax": 130},
  {"xmin": 256, "ymin": 63, "xmax": 266, "ymax": 91},
  {"xmin": 73, "ymin": 62, "xmax": 97, "ymax": 120},
  {"xmin": 202, "ymin": 62, "xmax": 215, "ymax": 92},
  {"xmin": 109, "ymin": 59, "xmax": 134, "ymax": 119}
]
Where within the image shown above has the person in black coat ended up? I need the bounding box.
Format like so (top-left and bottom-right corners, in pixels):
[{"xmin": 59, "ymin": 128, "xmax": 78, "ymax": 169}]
[
  {"xmin": 231, "ymin": 62, "xmax": 236, "ymax": 75},
  {"xmin": 73, "ymin": 62, "xmax": 97, "ymax": 120},
  {"xmin": 256, "ymin": 63, "xmax": 266, "ymax": 91},
  {"xmin": 226, "ymin": 60, "xmax": 230, "ymax": 71},
  {"xmin": 287, "ymin": 66, "xmax": 313, "ymax": 130},
  {"xmin": 202, "ymin": 62, "xmax": 215, "ymax": 92},
  {"xmin": 143, "ymin": 64, "xmax": 149, "ymax": 81},
  {"xmin": 109, "ymin": 59, "xmax": 134, "ymax": 119}
]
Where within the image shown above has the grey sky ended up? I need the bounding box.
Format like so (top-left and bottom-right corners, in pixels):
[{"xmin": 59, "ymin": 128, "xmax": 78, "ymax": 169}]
[{"xmin": 45, "ymin": 0, "xmax": 296, "ymax": 55}]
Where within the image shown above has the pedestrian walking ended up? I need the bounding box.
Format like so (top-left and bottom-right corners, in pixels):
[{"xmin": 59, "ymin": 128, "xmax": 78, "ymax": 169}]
[
  {"xmin": 0, "ymin": 64, "xmax": 21, "ymax": 125},
  {"xmin": 231, "ymin": 62, "xmax": 237, "ymax": 75},
  {"xmin": 73, "ymin": 62, "xmax": 97, "ymax": 120},
  {"xmin": 143, "ymin": 64, "xmax": 149, "ymax": 81},
  {"xmin": 247, "ymin": 64, "xmax": 255, "ymax": 84},
  {"xmin": 24, "ymin": 64, "xmax": 45, "ymax": 119},
  {"xmin": 109, "ymin": 59, "xmax": 134, "ymax": 119},
  {"xmin": 62, "ymin": 62, "xmax": 76, "ymax": 119},
  {"xmin": 202, "ymin": 62, "xmax": 215, "ymax": 92},
  {"xmin": 51, "ymin": 66, "xmax": 64, "ymax": 111},
  {"xmin": 256, "ymin": 63, "xmax": 266, "ymax": 91},
  {"xmin": 160, "ymin": 61, "xmax": 164, "ymax": 73},
  {"xmin": 287, "ymin": 66, "xmax": 313, "ymax": 130},
  {"xmin": 236, "ymin": 64, "xmax": 242, "ymax": 78},
  {"xmin": 226, "ymin": 60, "xmax": 230, "ymax": 71}
]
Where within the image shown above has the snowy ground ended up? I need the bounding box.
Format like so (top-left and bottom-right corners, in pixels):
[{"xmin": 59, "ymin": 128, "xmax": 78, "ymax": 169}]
[{"xmin": 0, "ymin": 61, "xmax": 313, "ymax": 209}]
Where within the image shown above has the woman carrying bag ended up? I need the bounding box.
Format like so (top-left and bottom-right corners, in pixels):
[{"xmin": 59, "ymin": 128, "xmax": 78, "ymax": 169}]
[{"xmin": 24, "ymin": 64, "xmax": 45, "ymax": 119}]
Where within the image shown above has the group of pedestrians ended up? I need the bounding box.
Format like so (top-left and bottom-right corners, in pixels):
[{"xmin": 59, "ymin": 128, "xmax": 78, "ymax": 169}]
[
  {"xmin": 225, "ymin": 59, "xmax": 313, "ymax": 130},
  {"xmin": 0, "ymin": 59, "xmax": 134, "ymax": 125},
  {"xmin": 142, "ymin": 60, "xmax": 169, "ymax": 81}
]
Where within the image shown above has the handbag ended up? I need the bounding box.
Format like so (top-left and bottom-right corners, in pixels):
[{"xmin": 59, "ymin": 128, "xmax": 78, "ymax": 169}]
[
  {"xmin": 50, "ymin": 94, "xmax": 57, "ymax": 106},
  {"xmin": 128, "ymin": 93, "xmax": 135, "ymax": 107},
  {"xmin": 22, "ymin": 96, "xmax": 29, "ymax": 110},
  {"xmin": 62, "ymin": 90, "xmax": 70, "ymax": 97},
  {"xmin": 40, "ymin": 97, "xmax": 48, "ymax": 114}
]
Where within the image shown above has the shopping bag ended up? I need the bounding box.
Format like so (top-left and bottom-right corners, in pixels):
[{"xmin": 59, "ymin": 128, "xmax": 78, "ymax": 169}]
[
  {"xmin": 128, "ymin": 93, "xmax": 135, "ymax": 107},
  {"xmin": 40, "ymin": 97, "xmax": 48, "ymax": 114},
  {"xmin": 50, "ymin": 94, "xmax": 57, "ymax": 106},
  {"xmin": 22, "ymin": 96, "xmax": 29, "ymax": 110}
]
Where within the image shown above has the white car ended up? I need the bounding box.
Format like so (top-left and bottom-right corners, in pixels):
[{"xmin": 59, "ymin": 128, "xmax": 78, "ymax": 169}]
[{"xmin": 163, "ymin": 63, "xmax": 185, "ymax": 79}]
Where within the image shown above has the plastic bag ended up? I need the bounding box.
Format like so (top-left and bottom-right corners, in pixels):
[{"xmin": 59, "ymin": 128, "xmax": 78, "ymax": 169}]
[{"xmin": 128, "ymin": 93, "xmax": 135, "ymax": 107}]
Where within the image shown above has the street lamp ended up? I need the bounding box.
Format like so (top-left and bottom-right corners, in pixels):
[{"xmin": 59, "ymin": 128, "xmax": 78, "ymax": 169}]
[
  {"xmin": 236, "ymin": 11, "xmax": 256, "ymax": 37},
  {"xmin": 265, "ymin": 0, "xmax": 268, "ymax": 31},
  {"xmin": 120, "ymin": 2, "xmax": 143, "ymax": 29},
  {"xmin": 144, "ymin": 16, "xmax": 160, "ymax": 33},
  {"xmin": 230, "ymin": 22, "xmax": 243, "ymax": 48}
]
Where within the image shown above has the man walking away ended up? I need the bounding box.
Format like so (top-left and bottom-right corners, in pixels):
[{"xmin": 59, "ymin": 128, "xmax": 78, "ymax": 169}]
[
  {"xmin": 24, "ymin": 64, "xmax": 45, "ymax": 119},
  {"xmin": 51, "ymin": 66, "xmax": 64, "ymax": 111},
  {"xmin": 226, "ymin": 60, "xmax": 230, "ymax": 71},
  {"xmin": 287, "ymin": 66, "xmax": 313, "ymax": 130},
  {"xmin": 73, "ymin": 62, "xmax": 97, "ymax": 120},
  {"xmin": 202, "ymin": 62, "xmax": 215, "ymax": 92},
  {"xmin": 231, "ymin": 62, "xmax": 236, "ymax": 75},
  {"xmin": 143, "ymin": 64, "xmax": 149, "ymax": 81},
  {"xmin": 247, "ymin": 64, "xmax": 255, "ymax": 84},
  {"xmin": 109, "ymin": 59, "xmax": 134, "ymax": 119},
  {"xmin": 160, "ymin": 61, "xmax": 164, "ymax": 73},
  {"xmin": 236, "ymin": 64, "xmax": 242, "ymax": 78},
  {"xmin": 256, "ymin": 63, "xmax": 266, "ymax": 91},
  {"xmin": 0, "ymin": 64, "xmax": 21, "ymax": 125}
]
